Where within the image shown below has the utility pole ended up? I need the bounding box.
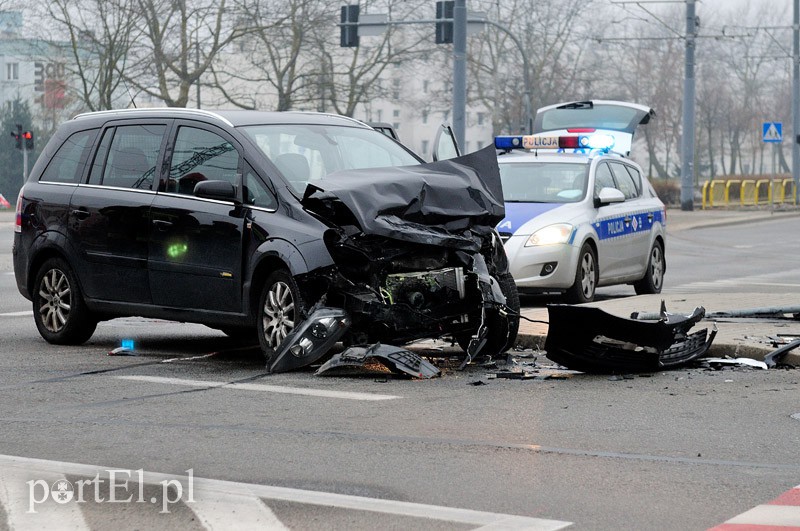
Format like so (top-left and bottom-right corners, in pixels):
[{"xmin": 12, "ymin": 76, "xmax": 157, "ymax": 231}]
[
  {"xmin": 452, "ymin": 0, "xmax": 467, "ymax": 149},
  {"xmin": 793, "ymin": 0, "xmax": 799, "ymax": 202},
  {"xmin": 680, "ymin": 0, "xmax": 696, "ymax": 211}
]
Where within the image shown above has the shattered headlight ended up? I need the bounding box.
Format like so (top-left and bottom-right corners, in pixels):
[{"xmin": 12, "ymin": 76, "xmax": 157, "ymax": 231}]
[
  {"xmin": 269, "ymin": 308, "xmax": 351, "ymax": 373},
  {"xmin": 525, "ymin": 223, "xmax": 573, "ymax": 247}
]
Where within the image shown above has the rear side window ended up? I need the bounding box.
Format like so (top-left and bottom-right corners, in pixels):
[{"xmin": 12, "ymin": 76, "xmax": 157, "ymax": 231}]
[
  {"xmin": 88, "ymin": 125, "xmax": 165, "ymax": 190},
  {"xmin": 594, "ymin": 163, "xmax": 616, "ymax": 196},
  {"xmin": 623, "ymin": 165, "xmax": 642, "ymax": 193},
  {"xmin": 168, "ymin": 126, "xmax": 240, "ymax": 195},
  {"xmin": 39, "ymin": 129, "xmax": 98, "ymax": 184},
  {"xmin": 609, "ymin": 162, "xmax": 639, "ymax": 200}
]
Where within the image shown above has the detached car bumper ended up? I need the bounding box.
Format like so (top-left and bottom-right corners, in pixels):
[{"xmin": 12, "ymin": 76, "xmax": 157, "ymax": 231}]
[{"xmin": 503, "ymin": 235, "xmax": 579, "ymax": 291}]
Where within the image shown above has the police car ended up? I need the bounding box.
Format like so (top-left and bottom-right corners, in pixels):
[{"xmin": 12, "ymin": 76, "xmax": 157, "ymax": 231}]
[{"xmin": 495, "ymin": 100, "xmax": 666, "ymax": 303}]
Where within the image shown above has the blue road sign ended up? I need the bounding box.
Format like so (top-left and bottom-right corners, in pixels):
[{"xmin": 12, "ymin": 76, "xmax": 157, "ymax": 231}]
[{"xmin": 763, "ymin": 122, "xmax": 783, "ymax": 143}]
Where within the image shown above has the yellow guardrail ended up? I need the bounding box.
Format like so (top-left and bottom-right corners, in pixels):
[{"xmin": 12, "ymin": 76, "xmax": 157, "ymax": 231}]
[{"xmin": 702, "ymin": 178, "xmax": 797, "ymax": 208}]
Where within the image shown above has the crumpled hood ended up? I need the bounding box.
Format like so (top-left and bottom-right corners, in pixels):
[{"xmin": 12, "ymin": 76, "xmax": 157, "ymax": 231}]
[{"xmin": 301, "ymin": 145, "xmax": 504, "ymax": 250}]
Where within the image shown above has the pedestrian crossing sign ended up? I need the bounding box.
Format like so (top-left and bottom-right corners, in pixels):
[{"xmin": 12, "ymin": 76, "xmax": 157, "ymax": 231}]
[{"xmin": 763, "ymin": 122, "xmax": 783, "ymax": 143}]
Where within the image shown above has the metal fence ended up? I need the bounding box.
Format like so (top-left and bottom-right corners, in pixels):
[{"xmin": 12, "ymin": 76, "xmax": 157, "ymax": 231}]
[{"xmin": 701, "ymin": 178, "xmax": 797, "ymax": 209}]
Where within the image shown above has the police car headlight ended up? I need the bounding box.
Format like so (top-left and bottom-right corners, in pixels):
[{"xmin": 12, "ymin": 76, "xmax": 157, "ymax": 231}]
[{"xmin": 525, "ymin": 224, "xmax": 573, "ymax": 247}]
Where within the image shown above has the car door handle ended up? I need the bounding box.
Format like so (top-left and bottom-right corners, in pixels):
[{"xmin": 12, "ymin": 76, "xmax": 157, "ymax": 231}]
[
  {"xmin": 647, "ymin": 213, "xmax": 654, "ymax": 222},
  {"xmin": 623, "ymin": 216, "xmax": 632, "ymax": 223},
  {"xmin": 152, "ymin": 219, "xmax": 173, "ymax": 230},
  {"xmin": 71, "ymin": 209, "xmax": 90, "ymax": 220}
]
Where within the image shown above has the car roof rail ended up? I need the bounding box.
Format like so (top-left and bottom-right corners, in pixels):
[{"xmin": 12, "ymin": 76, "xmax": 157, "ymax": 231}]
[{"xmin": 72, "ymin": 108, "xmax": 234, "ymax": 127}]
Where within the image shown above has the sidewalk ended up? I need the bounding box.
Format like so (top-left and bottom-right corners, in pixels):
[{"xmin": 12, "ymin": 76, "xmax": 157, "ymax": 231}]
[{"xmin": 518, "ymin": 207, "xmax": 800, "ymax": 366}]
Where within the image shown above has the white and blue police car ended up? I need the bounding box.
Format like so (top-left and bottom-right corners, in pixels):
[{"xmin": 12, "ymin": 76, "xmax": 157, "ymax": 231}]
[{"xmin": 495, "ymin": 100, "xmax": 666, "ymax": 303}]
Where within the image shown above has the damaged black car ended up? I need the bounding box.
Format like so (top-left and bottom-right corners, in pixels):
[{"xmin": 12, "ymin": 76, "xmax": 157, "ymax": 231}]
[{"xmin": 13, "ymin": 109, "xmax": 519, "ymax": 371}]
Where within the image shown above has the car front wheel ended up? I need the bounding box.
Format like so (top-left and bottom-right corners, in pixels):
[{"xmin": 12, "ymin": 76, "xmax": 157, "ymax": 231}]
[
  {"xmin": 565, "ymin": 243, "xmax": 597, "ymax": 304},
  {"xmin": 257, "ymin": 270, "xmax": 306, "ymax": 360},
  {"xmin": 634, "ymin": 241, "xmax": 665, "ymax": 295},
  {"xmin": 33, "ymin": 257, "xmax": 97, "ymax": 345}
]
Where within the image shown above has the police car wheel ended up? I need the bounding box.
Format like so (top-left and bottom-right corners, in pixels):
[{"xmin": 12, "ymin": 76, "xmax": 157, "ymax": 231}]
[
  {"xmin": 634, "ymin": 241, "xmax": 665, "ymax": 295},
  {"xmin": 32, "ymin": 257, "xmax": 97, "ymax": 345},
  {"xmin": 455, "ymin": 272, "xmax": 520, "ymax": 358},
  {"xmin": 565, "ymin": 243, "xmax": 597, "ymax": 304}
]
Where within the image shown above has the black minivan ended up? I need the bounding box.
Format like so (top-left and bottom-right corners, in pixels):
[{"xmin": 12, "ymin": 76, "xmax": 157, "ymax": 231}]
[{"xmin": 13, "ymin": 109, "xmax": 518, "ymax": 371}]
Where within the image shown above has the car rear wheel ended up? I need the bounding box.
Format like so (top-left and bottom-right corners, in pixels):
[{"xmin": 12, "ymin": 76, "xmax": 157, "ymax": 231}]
[
  {"xmin": 456, "ymin": 272, "xmax": 520, "ymax": 358},
  {"xmin": 634, "ymin": 241, "xmax": 665, "ymax": 295},
  {"xmin": 257, "ymin": 270, "xmax": 306, "ymax": 359},
  {"xmin": 33, "ymin": 257, "xmax": 97, "ymax": 345},
  {"xmin": 565, "ymin": 243, "xmax": 597, "ymax": 304}
]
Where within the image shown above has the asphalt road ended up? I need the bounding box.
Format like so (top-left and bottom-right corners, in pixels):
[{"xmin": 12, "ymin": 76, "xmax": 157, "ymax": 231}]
[{"xmin": 1, "ymin": 214, "xmax": 799, "ymax": 530}]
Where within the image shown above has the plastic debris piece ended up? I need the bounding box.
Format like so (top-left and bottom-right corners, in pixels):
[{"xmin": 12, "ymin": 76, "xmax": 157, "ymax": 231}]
[
  {"xmin": 764, "ymin": 339, "xmax": 800, "ymax": 368},
  {"xmin": 468, "ymin": 380, "xmax": 488, "ymax": 386},
  {"xmin": 315, "ymin": 343, "xmax": 441, "ymax": 379},
  {"xmin": 108, "ymin": 347, "xmax": 137, "ymax": 356},
  {"xmin": 704, "ymin": 357, "xmax": 768, "ymax": 370},
  {"xmin": 545, "ymin": 302, "xmax": 716, "ymax": 374}
]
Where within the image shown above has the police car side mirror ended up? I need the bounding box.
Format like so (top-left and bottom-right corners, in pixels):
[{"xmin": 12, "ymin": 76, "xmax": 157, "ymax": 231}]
[{"xmin": 595, "ymin": 187, "xmax": 625, "ymax": 207}]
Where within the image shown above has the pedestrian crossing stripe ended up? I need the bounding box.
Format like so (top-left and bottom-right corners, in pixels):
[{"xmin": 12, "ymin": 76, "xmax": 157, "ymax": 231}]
[{"xmin": 0, "ymin": 453, "xmax": 572, "ymax": 530}]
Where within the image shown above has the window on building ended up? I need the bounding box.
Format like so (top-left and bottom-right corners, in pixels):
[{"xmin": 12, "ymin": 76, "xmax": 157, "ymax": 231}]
[
  {"xmin": 392, "ymin": 122, "xmax": 399, "ymax": 130},
  {"xmin": 393, "ymin": 109, "xmax": 400, "ymax": 118},
  {"xmin": 422, "ymin": 110, "xmax": 428, "ymax": 124},
  {"xmin": 6, "ymin": 63, "xmax": 18, "ymax": 81},
  {"xmin": 392, "ymin": 79, "xmax": 401, "ymax": 100},
  {"xmin": 477, "ymin": 112, "xmax": 485, "ymax": 126},
  {"xmin": 421, "ymin": 140, "xmax": 429, "ymax": 154},
  {"xmin": 376, "ymin": 109, "xmax": 383, "ymax": 122},
  {"xmin": 464, "ymin": 141, "xmax": 470, "ymax": 153}
]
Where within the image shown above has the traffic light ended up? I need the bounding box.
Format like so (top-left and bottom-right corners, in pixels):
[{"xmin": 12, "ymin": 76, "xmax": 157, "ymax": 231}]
[
  {"xmin": 23, "ymin": 131, "xmax": 33, "ymax": 151},
  {"xmin": 340, "ymin": 5, "xmax": 360, "ymax": 48},
  {"xmin": 10, "ymin": 124, "xmax": 21, "ymax": 150},
  {"xmin": 435, "ymin": 0, "xmax": 454, "ymax": 44}
]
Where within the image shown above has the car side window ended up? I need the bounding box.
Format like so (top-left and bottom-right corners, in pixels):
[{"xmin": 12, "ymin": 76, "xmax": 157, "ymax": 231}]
[
  {"xmin": 39, "ymin": 129, "xmax": 98, "ymax": 184},
  {"xmin": 169, "ymin": 126, "xmax": 240, "ymax": 196},
  {"xmin": 88, "ymin": 125, "xmax": 165, "ymax": 189},
  {"xmin": 623, "ymin": 165, "xmax": 642, "ymax": 194},
  {"xmin": 610, "ymin": 162, "xmax": 639, "ymax": 200},
  {"xmin": 243, "ymin": 166, "xmax": 277, "ymax": 210},
  {"xmin": 594, "ymin": 163, "xmax": 616, "ymax": 196}
]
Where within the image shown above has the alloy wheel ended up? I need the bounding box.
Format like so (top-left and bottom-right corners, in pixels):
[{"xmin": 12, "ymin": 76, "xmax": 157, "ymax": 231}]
[
  {"xmin": 261, "ymin": 281, "xmax": 296, "ymax": 349},
  {"xmin": 38, "ymin": 268, "xmax": 72, "ymax": 333}
]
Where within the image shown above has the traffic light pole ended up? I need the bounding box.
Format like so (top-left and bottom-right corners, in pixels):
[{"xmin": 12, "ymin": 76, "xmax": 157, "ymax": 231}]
[
  {"xmin": 680, "ymin": 0, "xmax": 696, "ymax": 211},
  {"xmin": 452, "ymin": 0, "xmax": 466, "ymax": 148}
]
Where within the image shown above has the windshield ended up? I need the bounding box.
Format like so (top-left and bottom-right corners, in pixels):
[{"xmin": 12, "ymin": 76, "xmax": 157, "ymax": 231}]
[
  {"xmin": 499, "ymin": 161, "xmax": 589, "ymax": 203},
  {"xmin": 241, "ymin": 124, "xmax": 421, "ymax": 192}
]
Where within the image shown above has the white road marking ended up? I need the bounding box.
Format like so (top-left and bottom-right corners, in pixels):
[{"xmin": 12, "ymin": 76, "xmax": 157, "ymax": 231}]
[
  {"xmin": 0, "ymin": 465, "xmax": 89, "ymax": 530},
  {"xmin": 726, "ymin": 504, "xmax": 800, "ymax": 526},
  {"xmin": 115, "ymin": 375, "xmax": 401, "ymax": 401},
  {"xmin": 0, "ymin": 454, "xmax": 572, "ymax": 530},
  {"xmin": 0, "ymin": 310, "xmax": 33, "ymax": 317},
  {"xmin": 190, "ymin": 487, "xmax": 288, "ymax": 531}
]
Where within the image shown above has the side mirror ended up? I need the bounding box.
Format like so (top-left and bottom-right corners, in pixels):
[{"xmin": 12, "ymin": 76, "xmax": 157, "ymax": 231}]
[
  {"xmin": 595, "ymin": 187, "xmax": 625, "ymax": 207},
  {"xmin": 432, "ymin": 123, "xmax": 461, "ymax": 162},
  {"xmin": 194, "ymin": 180, "xmax": 240, "ymax": 204}
]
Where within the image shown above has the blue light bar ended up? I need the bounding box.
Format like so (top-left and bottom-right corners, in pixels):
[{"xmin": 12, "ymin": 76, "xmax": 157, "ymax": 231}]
[{"xmin": 495, "ymin": 136, "xmax": 524, "ymax": 150}]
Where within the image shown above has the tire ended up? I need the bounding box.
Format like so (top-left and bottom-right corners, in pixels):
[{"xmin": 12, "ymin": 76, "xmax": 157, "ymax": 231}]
[
  {"xmin": 32, "ymin": 257, "xmax": 97, "ymax": 345},
  {"xmin": 634, "ymin": 240, "xmax": 665, "ymax": 295},
  {"xmin": 456, "ymin": 272, "xmax": 520, "ymax": 358},
  {"xmin": 564, "ymin": 243, "xmax": 597, "ymax": 304},
  {"xmin": 257, "ymin": 269, "xmax": 306, "ymax": 360}
]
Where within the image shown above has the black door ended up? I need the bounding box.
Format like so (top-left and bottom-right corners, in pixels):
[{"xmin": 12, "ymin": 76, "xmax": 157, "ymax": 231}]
[
  {"xmin": 148, "ymin": 122, "xmax": 246, "ymax": 313},
  {"xmin": 68, "ymin": 123, "xmax": 168, "ymax": 303}
]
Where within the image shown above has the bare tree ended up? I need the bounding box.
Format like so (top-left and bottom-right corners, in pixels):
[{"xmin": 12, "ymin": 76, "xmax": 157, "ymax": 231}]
[
  {"xmin": 126, "ymin": 0, "xmax": 245, "ymax": 107},
  {"xmin": 43, "ymin": 0, "xmax": 139, "ymax": 111},
  {"xmin": 211, "ymin": 0, "xmax": 329, "ymax": 111}
]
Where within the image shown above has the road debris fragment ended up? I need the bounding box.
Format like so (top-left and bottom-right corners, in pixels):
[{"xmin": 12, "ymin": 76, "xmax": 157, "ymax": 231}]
[
  {"xmin": 315, "ymin": 343, "xmax": 441, "ymax": 379},
  {"xmin": 545, "ymin": 301, "xmax": 716, "ymax": 373}
]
